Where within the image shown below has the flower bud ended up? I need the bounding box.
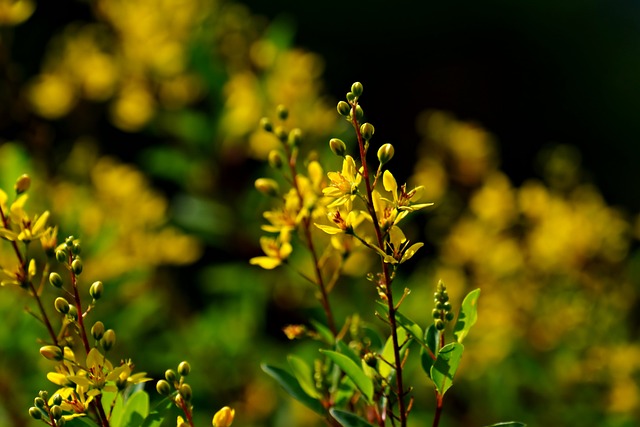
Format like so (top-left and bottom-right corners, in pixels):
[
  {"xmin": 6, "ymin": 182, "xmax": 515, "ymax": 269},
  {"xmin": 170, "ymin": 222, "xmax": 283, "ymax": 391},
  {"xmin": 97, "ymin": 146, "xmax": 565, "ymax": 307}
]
[
  {"xmin": 34, "ymin": 397, "xmax": 45, "ymax": 408},
  {"xmin": 71, "ymin": 258, "xmax": 83, "ymax": 275},
  {"xmin": 346, "ymin": 92, "xmax": 356, "ymax": 103},
  {"xmin": 67, "ymin": 305, "xmax": 78, "ymax": 321},
  {"xmin": 212, "ymin": 406, "xmax": 235, "ymax": 427},
  {"xmin": 377, "ymin": 143, "xmax": 395, "ymax": 165},
  {"xmin": 254, "ymin": 178, "xmax": 279, "ymax": 197},
  {"xmin": 355, "ymin": 105, "xmax": 364, "ymax": 121},
  {"xmin": 90, "ymin": 281, "xmax": 103, "ymax": 300},
  {"xmin": 38, "ymin": 391, "xmax": 49, "ymax": 401},
  {"xmin": 49, "ymin": 272, "xmax": 63, "ymax": 288},
  {"xmin": 91, "ymin": 321, "xmax": 105, "ymax": 340},
  {"xmin": 432, "ymin": 309, "xmax": 440, "ymax": 319},
  {"xmin": 57, "ymin": 418, "xmax": 66, "ymax": 427},
  {"xmin": 337, "ymin": 101, "xmax": 351, "ymax": 116},
  {"xmin": 329, "ymin": 138, "xmax": 347, "ymax": 157},
  {"xmin": 54, "ymin": 297, "xmax": 70, "ymax": 314},
  {"xmin": 259, "ymin": 117, "xmax": 273, "ymax": 132},
  {"xmin": 101, "ymin": 329, "xmax": 116, "ymax": 351},
  {"xmin": 445, "ymin": 311, "xmax": 455, "ymax": 321},
  {"xmin": 156, "ymin": 379, "xmax": 171, "ymax": 395},
  {"xmin": 29, "ymin": 407, "xmax": 42, "ymax": 420},
  {"xmin": 268, "ymin": 150, "xmax": 284, "ymax": 169},
  {"xmin": 274, "ymin": 126, "xmax": 287, "ymax": 142},
  {"xmin": 65, "ymin": 236, "xmax": 75, "ymax": 248},
  {"xmin": 360, "ymin": 123, "xmax": 374, "ymax": 141},
  {"xmin": 14, "ymin": 174, "xmax": 31, "ymax": 195},
  {"xmin": 165, "ymin": 369, "xmax": 177, "ymax": 382},
  {"xmin": 178, "ymin": 361, "xmax": 191, "ymax": 376},
  {"xmin": 71, "ymin": 242, "xmax": 81, "ymax": 255},
  {"xmin": 351, "ymin": 82, "xmax": 363, "ymax": 97},
  {"xmin": 288, "ymin": 128, "xmax": 302, "ymax": 147},
  {"xmin": 52, "ymin": 394, "xmax": 62, "ymax": 406},
  {"xmin": 40, "ymin": 345, "xmax": 63, "ymax": 361},
  {"xmin": 179, "ymin": 383, "xmax": 192, "ymax": 401},
  {"xmin": 55, "ymin": 249, "xmax": 68, "ymax": 263},
  {"xmin": 276, "ymin": 104, "xmax": 288, "ymax": 121},
  {"xmin": 435, "ymin": 319, "xmax": 445, "ymax": 330}
]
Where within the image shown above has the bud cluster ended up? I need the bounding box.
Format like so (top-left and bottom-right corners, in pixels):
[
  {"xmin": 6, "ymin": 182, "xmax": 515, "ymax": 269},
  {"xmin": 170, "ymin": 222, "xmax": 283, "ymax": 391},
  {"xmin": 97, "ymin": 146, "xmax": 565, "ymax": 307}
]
[
  {"xmin": 156, "ymin": 360, "xmax": 194, "ymax": 404},
  {"xmin": 28, "ymin": 391, "xmax": 66, "ymax": 426},
  {"xmin": 432, "ymin": 280, "xmax": 455, "ymax": 330}
]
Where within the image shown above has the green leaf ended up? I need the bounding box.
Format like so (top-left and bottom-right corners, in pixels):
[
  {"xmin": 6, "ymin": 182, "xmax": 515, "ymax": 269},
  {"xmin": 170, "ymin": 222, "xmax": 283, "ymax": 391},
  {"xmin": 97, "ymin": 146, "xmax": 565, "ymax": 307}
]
[
  {"xmin": 420, "ymin": 324, "xmax": 438, "ymax": 378},
  {"xmin": 378, "ymin": 327, "xmax": 408, "ymax": 379},
  {"xmin": 430, "ymin": 342, "xmax": 464, "ymax": 396},
  {"xmin": 101, "ymin": 391, "xmax": 124, "ymax": 427},
  {"xmin": 453, "ymin": 288, "xmax": 481, "ymax": 343},
  {"xmin": 336, "ymin": 340, "xmax": 362, "ymax": 367},
  {"xmin": 320, "ymin": 350, "xmax": 373, "ymax": 404},
  {"xmin": 288, "ymin": 355, "xmax": 322, "ymax": 399},
  {"xmin": 310, "ymin": 318, "xmax": 335, "ymax": 345},
  {"xmin": 329, "ymin": 408, "xmax": 377, "ymax": 427},
  {"xmin": 375, "ymin": 302, "xmax": 424, "ymax": 345},
  {"xmin": 141, "ymin": 397, "xmax": 174, "ymax": 427},
  {"xmin": 65, "ymin": 418, "xmax": 95, "ymax": 427},
  {"xmin": 362, "ymin": 325, "xmax": 383, "ymax": 351},
  {"xmin": 483, "ymin": 423, "xmax": 527, "ymax": 427},
  {"xmin": 261, "ymin": 363, "xmax": 325, "ymax": 415},
  {"xmin": 120, "ymin": 390, "xmax": 149, "ymax": 427}
]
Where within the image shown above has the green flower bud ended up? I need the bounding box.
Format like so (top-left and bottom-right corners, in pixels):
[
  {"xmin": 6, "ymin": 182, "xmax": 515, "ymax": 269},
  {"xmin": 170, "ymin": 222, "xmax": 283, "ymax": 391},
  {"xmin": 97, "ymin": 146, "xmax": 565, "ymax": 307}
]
[
  {"xmin": 90, "ymin": 281, "xmax": 103, "ymax": 300},
  {"xmin": 355, "ymin": 105, "xmax": 364, "ymax": 121},
  {"xmin": 34, "ymin": 397, "xmax": 45, "ymax": 409},
  {"xmin": 156, "ymin": 379, "xmax": 171, "ymax": 395},
  {"xmin": 179, "ymin": 383, "xmax": 192, "ymax": 401},
  {"xmin": 14, "ymin": 174, "xmax": 31, "ymax": 195},
  {"xmin": 276, "ymin": 104, "xmax": 289, "ymax": 121},
  {"xmin": 346, "ymin": 92, "xmax": 356, "ymax": 103},
  {"xmin": 52, "ymin": 393, "xmax": 63, "ymax": 406},
  {"xmin": 435, "ymin": 319, "xmax": 445, "ymax": 330},
  {"xmin": 268, "ymin": 150, "xmax": 284, "ymax": 169},
  {"xmin": 67, "ymin": 305, "xmax": 78, "ymax": 321},
  {"xmin": 445, "ymin": 311, "xmax": 455, "ymax": 321},
  {"xmin": 443, "ymin": 302, "xmax": 452, "ymax": 312},
  {"xmin": 288, "ymin": 128, "xmax": 302, "ymax": 147},
  {"xmin": 65, "ymin": 236, "xmax": 75, "ymax": 248},
  {"xmin": 49, "ymin": 272, "xmax": 63, "ymax": 288},
  {"xmin": 259, "ymin": 117, "xmax": 273, "ymax": 132},
  {"xmin": 54, "ymin": 297, "xmax": 70, "ymax": 314},
  {"xmin": 57, "ymin": 417, "xmax": 66, "ymax": 427},
  {"xmin": 71, "ymin": 242, "xmax": 81, "ymax": 256},
  {"xmin": 38, "ymin": 391, "xmax": 49, "ymax": 401},
  {"xmin": 351, "ymin": 82, "xmax": 363, "ymax": 97},
  {"xmin": 337, "ymin": 101, "xmax": 351, "ymax": 116},
  {"xmin": 28, "ymin": 407, "xmax": 42, "ymax": 420},
  {"xmin": 165, "ymin": 369, "xmax": 177, "ymax": 382},
  {"xmin": 39, "ymin": 345, "xmax": 63, "ymax": 361},
  {"xmin": 432, "ymin": 308, "xmax": 440, "ymax": 319},
  {"xmin": 101, "ymin": 329, "xmax": 116, "ymax": 351},
  {"xmin": 91, "ymin": 321, "xmax": 105, "ymax": 340},
  {"xmin": 55, "ymin": 249, "xmax": 68, "ymax": 263},
  {"xmin": 363, "ymin": 352, "xmax": 377, "ymax": 368},
  {"xmin": 51, "ymin": 404, "xmax": 62, "ymax": 418},
  {"xmin": 274, "ymin": 126, "xmax": 287, "ymax": 143},
  {"xmin": 360, "ymin": 123, "xmax": 374, "ymax": 141},
  {"xmin": 329, "ymin": 138, "xmax": 347, "ymax": 157},
  {"xmin": 178, "ymin": 361, "xmax": 191, "ymax": 376},
  {"xmin": 377, "ymin": 143, "xmax": 395, "ymax": 165},
  {"xmin": 435, "ymin": 301, "xmax": 444, "ymax": 310},
  {"xmin": 71, "ymin": 258, "xmax": 83, "ymax": 275},
  {"xmin": 254, "ymin": 178, "xmax": 279, "ymax": 197}
]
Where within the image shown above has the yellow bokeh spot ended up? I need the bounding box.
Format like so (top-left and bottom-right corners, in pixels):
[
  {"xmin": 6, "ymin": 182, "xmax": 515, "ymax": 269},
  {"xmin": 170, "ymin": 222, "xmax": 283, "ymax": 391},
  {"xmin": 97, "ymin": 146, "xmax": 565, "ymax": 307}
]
[
  {"xmin": 0, "ymin": 0, "xmax": 34, "ymax": 26},
  {"xmin": 110, "ymin": 83, "xmax": 155, "ymax": 131},
  {"xmin": 26, "ymin": 73, "xmax": 77, "ymax": 119}
]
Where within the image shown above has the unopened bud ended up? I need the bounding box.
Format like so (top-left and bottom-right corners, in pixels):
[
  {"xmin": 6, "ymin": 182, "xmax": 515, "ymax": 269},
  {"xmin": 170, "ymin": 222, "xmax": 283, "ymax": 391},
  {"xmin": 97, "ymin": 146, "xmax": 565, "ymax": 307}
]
[
  {"xmin": 351, "ymin": 82, "xmax": 363, "ymax": 97},
  {"xmin": 56, "ymin": 418, "xmax": 66, "ymax": 427},
  {"xmin": 49, "ymin": 272, "xmax": 63, "ymax": 288},
  {"xmin": 90, "ymin": 281, "xmax": 103, "ymax": 300},
  {"xmin": 165, "ymin": 369, "xmax": 177, "ymax": 382},
  {"xmin": 288, "ymin": 128, "xmax": 302, "ymax": 147},
  {"xmin": 40, "ymin": 345, "xmax": 63, "ymax": 361},
  {"xmin": 71, "ymin": 243, "xmax": 81, "ymax": 255},
  {"xmin": 254, "ymin": 178, "xmax": 279, "ymax": 197},
  {"xmin": 377, "ymin": 143, "xmax": 395, "ymax": 165},
  {"xmin": 268, "ymin": 150, "xmax": 284, "ymax": 169},
  {"xmin": 179, "ymin": 383, "xmax": 192, "ymax": 401},
  {"xmin": 212, "ymin": 406, "xmax": 235, "ymax": 427},
  {"xmin": 276, "ymin": 105, "xmax": 289, "ymax": 121},
  {"xmin": 54, "ymin": 297, "xmax": 70, "ymax": 314},
  {"xmin": 178, "ymin": 361, "xmax": 191, "ymax": 376},
  {"xmin": 259, "ymin": 117, "xmax": 273, "ymax": 132},
  {"xmin": 329, "ymin": 138, "xmax": 347, "ymax": 157},
  {"xmin": 55, "ymin": 249, "xmax": 68, "ymax": 263},
  {"xmin": 435, "ymin": 319, "xmax": 445, "ymax": 330},
  {"xmin": 346, "ymin": 92, "xmax": 356, "ymax": 103},
  {"xmin": 71, "ymin": 258, "xmax": 83, "ymax": 275},
  {"xmin": 29, "ymin": 407, "xmax": 42, "ymax": 420},
  {"xmin": 337, "ymin": 101, "xmax": 351, "ymax": 116},
  {"xmin": 360, "ymin": 123, "xmax": 374, "ymax": 141},
  {"xmin": 34, "ymin": 397, "xmax": 45, "ymax": 408},
  {"xmin": 14, "ymin": 174, "xmax": 31, "ymax": 195},
  {"xmin": 156, "ymin": 379, "xmax": 171, "ymax": 395},
  {"xmin": 101, "ymin": 329, "xmax": 116, "ymax": 351},
  {"xmin": 91, "ymin": 321, "xmax": 105, "ymax": 340},
  {"xmin": 445, "ymin": 311, "xmax": 455, "ymax": 321},
  {"xmin": 274, "ymin": 126, "xmax": 287, "ymax": 142}
]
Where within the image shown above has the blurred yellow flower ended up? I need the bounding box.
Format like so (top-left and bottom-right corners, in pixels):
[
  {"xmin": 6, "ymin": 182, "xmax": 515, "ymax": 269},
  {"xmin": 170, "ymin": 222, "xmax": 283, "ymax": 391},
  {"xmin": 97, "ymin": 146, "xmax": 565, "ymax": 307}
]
[
  {"xmin": 0, "ymin": 0, "xmax": 34, "ymax": 26},
  {"xmin": 212, "ymin": 406, "xmax": 235, "ymax": 427}
]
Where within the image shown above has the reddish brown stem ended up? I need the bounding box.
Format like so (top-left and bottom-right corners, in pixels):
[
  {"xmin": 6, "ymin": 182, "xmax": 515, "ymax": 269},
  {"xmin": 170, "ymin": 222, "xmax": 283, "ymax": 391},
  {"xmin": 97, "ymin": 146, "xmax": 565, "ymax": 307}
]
[
  {"xmin": 350, "ymin": 102, "xmax": 408, "ymax": 426},
  {"xmin": 432, "ymin": 392, "xmax": 443, "ymax": 427}
]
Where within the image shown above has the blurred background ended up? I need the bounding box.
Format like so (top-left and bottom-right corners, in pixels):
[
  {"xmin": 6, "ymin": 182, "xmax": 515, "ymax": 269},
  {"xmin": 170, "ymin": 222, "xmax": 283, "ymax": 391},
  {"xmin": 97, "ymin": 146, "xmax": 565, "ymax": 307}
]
[{"xmin": 1, "ymin": 0, "xmax": 640, "ymax": 426}]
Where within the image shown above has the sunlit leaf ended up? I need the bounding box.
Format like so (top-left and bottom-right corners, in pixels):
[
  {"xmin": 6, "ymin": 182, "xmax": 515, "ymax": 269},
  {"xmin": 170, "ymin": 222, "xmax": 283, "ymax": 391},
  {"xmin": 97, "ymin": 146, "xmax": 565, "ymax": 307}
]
[
  {"xmin": 453, "ymin": 288, "xmax": 481, "ymax": 343},
  {"xmin": 121, "ymin": 390, "xmax": 149, "ymax": 427},
  {"xmin": 378, "ymin": 327, "xmax": 408, "ymax": 379},
  {"xmin": 261, "ymin": 363, "xmax": 325, "ymax": 415},
  {"xmin": 330, "ymin": 408, "xmax": 377, "ymax": 427},
  {"xmin": 288, "ymin": 355, "xmax": 321, "ymax": 399},
  {"xmin": 420, "ymin": 324, "xmax": 438, "ymax": 378},
  {"xmin": 320, "ymin": 350, "xmax": 373, "ymax": 404},
  {"xmin": 430, "ymin": 342, "xmax": 464, "ymax": 396}
]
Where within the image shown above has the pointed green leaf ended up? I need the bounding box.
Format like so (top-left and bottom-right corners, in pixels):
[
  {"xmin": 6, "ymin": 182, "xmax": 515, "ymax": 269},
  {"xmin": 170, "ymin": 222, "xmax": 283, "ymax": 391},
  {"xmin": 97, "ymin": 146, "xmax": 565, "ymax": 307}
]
[
  {"xmin": 483, "ymin": 423, "xmax": 527, "ymax": 427},
  {"xmin": 430, "ymin": 342, "xmax": 464, "ymax": 396},
  {"xmin": 261, "ymin": 363, "xmax": 325, "ymax": 415},
  {"xmin": 320, "ymin": 350, "xmax": 373, "ymax": 404},
  {"xmin": 336, "ymin": 340, "xmax": 362, "ymax": 367},
  {"xmin": 101, "ymin": 391, "xmax": 124, "ymax": 427},
  {"xmin": 310, "ymin": 318, "xmax": 335, "ymax": 345},
  {"xmin": 120, "ymin": 390, "xmax": 149, "ymax": 427},
  {"xmin": 454, "ymin": 288, "xmax": 480, "ymax": 343},
  {"xmin": 378, "ymin": 328, "xmax": 408, "ymax": 379},
  {"xmin": 288, "ymin": 355, "xmax": 322, "ymax": 399},
  {"xmin": 330, "ymin": 408, "xmax": 377, "ymax": 427},
  {"xmin": 141, "ymin": 397, "xmax": 174, "ymax": 427},
  {"xmin": 375, "ymin": 301, "xmax": 423, "ymax": 346},
  {"xmin": 420, "ymin": 324, "xmax": 438, "ymax": 378},
  {"xmin": 65, "ymin": 418, "xmax": 95, "ymax": 427}
]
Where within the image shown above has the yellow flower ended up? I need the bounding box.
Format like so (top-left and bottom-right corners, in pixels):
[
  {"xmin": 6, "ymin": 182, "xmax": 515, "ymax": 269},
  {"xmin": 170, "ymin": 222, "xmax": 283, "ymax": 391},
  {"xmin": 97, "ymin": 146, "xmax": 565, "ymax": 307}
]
[
  {"xmin": 0, "ymin": 193, "xmax": 52, "ymax": 243},
  {"xmin": 382, "ymin": 170, "xmax": 433, "ymax": 213},
  {"xmin": 323, "ymin": 156, "xmax": 361, "ymax": 208},
  {"xmin": 315, "ymin": 210, "xmax": 364, "ymax": 235},
  {"xmin": 250, "ymin": 230, "xmax": 292, "ymax": 269},
  {"xmin": 212, "ymin": 406, "xmax": 235, "ymax": 427}
]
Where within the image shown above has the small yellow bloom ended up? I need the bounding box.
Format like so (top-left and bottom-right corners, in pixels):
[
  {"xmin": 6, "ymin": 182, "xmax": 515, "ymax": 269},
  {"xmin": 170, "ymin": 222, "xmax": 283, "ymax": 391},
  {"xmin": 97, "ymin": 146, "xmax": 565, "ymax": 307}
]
[
  {"xmin": 323, "ymin": 156, "xmax": 361, "ymax": 208},
  {"xmin": 250, "ymin": 230, "xmax": 292, "ymax": 269},
  {"xmin": 315, "ymin": 210, "xmax": 363, "ymax": 235},
  {"xmin": 212, "ymin": 406, "xmax": 235, "ymax": 427},
  {"xmin": 382, "ymin": 170, "xmax": 433, "ymax": 212}
]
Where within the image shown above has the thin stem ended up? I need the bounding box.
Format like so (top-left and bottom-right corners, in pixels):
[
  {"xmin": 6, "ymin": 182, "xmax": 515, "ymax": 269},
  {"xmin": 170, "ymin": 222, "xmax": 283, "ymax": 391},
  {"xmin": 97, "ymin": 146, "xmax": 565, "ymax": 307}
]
[
  {"xmin": 350, "ymin": 102, "xmax": 408, "ymax": 426},
  {"xmin": 68, "ymin": 255, "xmax": 91, "ymax": 354},
  {"xmin": 432, "ymin": 392, "xmax": 443, "ymax": 427}
]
